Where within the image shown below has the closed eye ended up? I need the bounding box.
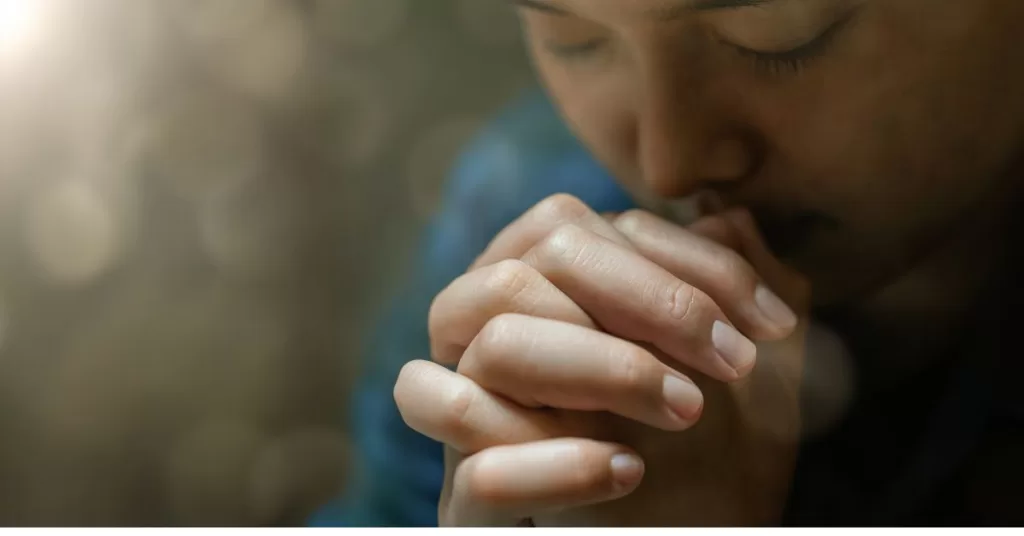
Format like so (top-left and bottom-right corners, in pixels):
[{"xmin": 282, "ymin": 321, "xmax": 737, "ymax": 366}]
[
  {"xmin": 544, "ymin": 37, "xmax": 608, "ymax": 60},
  {"xmin": 721, "ymin": 9, "xmax": 859, "ymax": 75}
]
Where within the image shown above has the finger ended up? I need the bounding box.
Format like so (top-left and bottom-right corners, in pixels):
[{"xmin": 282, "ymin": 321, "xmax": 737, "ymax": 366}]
[
  {"xmin": 471, "ymin": 194, "xmax": 633, "ymax": 270},
  {"xmin": 719, "ymin": 208, "xmax": 812, "ymax": 312},
  {"xmin": 395, "ymin": 360, "xmax": 588, "ymax": 454},
  {"xmin": 687, "ymin": 211, "xmax": 744, "ymax": 252},
  {"xmin": 443, "ymin": 439, "xmax": 645, "ymax": 527},
  {"xmin": 689, "ymin": 211, "xmax": 809, "ymax": 317},
  {"xmin": 612, "ymin": 210, "xmax": 798, "ymax": 341},
  {"xmin": 700, "ymin": 209, "xmax": 812, "ymax": 442},
  {"xmin": 458, "ymin": 314, "xmax": 704, "ymax": 431},
  {"xmin": 463, "ymin": 195, "xmax": 755, "ymax": 381},
  {"xmin": 521, "ymin": 224, "xmax": 755, "ymax": 381},
  {"xmin": 429, "ymin": 259, "xmax": 595, "ymax": 365}
]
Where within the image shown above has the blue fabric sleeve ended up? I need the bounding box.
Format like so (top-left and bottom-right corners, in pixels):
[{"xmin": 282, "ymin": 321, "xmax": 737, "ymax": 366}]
[{"xmin": 309, "ymin": 90, "xmax": 635, "ymax": 527}]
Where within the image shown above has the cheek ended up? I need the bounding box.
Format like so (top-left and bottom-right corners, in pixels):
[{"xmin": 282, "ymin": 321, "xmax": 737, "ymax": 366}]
[
  {"xmin": 533, "ymin": 53, "xmax": 641, "ymax": 185},
  {"xmin": 753, "ymin": 0, "xmax": 1024, "ymax": 234},
  {"xmin": 731, "ymin": 0, "xmax": 1024, "ymax": 297}
]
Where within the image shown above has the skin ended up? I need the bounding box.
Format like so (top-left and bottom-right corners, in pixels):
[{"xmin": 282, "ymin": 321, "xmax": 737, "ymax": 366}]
[
  {"xmin": 522, "ymin": 0, "xmax": 1024, "ymax": 306},
  {"xmin": 394, "ymin": 0, "xmax": 1024, "ymax": 526}
]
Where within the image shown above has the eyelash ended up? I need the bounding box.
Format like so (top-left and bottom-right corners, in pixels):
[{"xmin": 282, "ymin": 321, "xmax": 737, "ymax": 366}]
[
  {"xmin": 726, "ymin": 13, "xmax": 855, "ymax": 76},
  {"xmin": 544, "ymin": 10, "xmax": 857, "ymax": 76},
  {"xmin": 728, "ymin": 38, "xmax": 829, "ymax": 76},
  {"xmin": 544, "ymin": 39, "xmax": 608, "ymax": 61},
  {"xmin": 545, "ymin": 35, "xmax": 829, "ymax": 75}
]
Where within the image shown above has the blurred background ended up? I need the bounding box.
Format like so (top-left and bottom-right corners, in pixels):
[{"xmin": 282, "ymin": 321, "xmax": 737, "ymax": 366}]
[{"xmin": 0, "ymin": 0, "xmax": 532, "ymax": 525}]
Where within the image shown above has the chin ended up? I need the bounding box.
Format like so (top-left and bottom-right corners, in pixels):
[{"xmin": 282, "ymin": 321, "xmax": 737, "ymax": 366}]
[{"xmin": 797, "ymin": 252, "xmax": 901, "ymax": 310}]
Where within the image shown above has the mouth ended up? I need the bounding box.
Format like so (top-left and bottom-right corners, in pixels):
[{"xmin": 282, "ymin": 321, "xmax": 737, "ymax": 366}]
[
  {"xmin": 695, "ymin": 190, "xmax": 840, "ymax": 260},
  {"xmin": 749, "ymin": 207, "xmax": 840, "ymax": 260}
]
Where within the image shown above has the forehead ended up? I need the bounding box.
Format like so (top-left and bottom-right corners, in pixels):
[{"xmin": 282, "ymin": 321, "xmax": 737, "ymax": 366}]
[{"xmin": 515, "ymin": 0, "xmax": 795, "ymax": 22}]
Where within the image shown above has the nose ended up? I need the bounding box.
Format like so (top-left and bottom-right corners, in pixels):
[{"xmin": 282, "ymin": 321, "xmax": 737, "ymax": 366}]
[{"xmin": 634, "ymin": 51, "xmax": 758, "ymax": 199}]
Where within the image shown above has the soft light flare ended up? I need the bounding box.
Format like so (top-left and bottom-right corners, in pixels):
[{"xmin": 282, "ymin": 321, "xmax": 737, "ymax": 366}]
[{"xmin": 0, "ymin": 0, "xmax": 45, "ymax": 53}]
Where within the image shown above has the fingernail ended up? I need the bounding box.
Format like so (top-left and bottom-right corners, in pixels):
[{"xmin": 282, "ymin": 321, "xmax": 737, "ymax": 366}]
[
  {"xmin": 712, "ymin": 320, "xmax": 757, "ymax": 375},
  {"xmin": 662, "ymin": 375, "xmax": 704, "ymax": 423},
  {"xmin": 610, "ymin": 453, "xmax": 645, "ymax": 490},
  {"xmin": 755, "ymin": 285, "xmax": 798, "ymax": 332}
]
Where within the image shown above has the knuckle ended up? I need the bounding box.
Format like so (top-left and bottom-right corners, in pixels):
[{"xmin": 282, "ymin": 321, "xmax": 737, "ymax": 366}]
[
  {"xmin": 456, "ymin": 456, "xmax": 507, "ymax": 507},
  {"xmin": 612, "ymin": 347, "xmax": 652, "ymax": 393},
  {"xmin": 564, "ymin": 443, "xmax": 610, "ymax": 491},
  {"xmin": 714, "ymin": 252, "xmax": 758, "ymax": 296},
  {"xmin": 534, "ymin": 193, "xmax": 591, "ymax": 224},
  {"xmin": 393, "ymin": 361, "xmax": 424, "ymax": 416},
  {"xmin": 472, "ymin": 313, "xmax": 523, "ymax": 367},
  {"xmin": 427, "ymin": 284, "xmax": 456, "ymax": 339},
  {"xmin": 427, "ymin": 291, "xmax": 443, "ymax": 327},
  {"xmin": 439, "ymin": 382, "xmax": 478, "ymax": 435},
  {"xmin": 534, "ymin": 224, "xmax": 592, "ymax": 269},
  {"xmin": 612, "ymin": 209, "xmax": 653, "ymax": 236},
  {"xmin": 661, "ymin": 280, "xmax": 698, "ymax": 323},
  {"xmin": 426, "ymin": 308, "xmax": 446, "ymax": 347},
  {"xmin": 483, "ymin": 259, "xmax": 535, "ymax": 305},
  {"xmin": 426, "ymin": 313, "xmax": 463, "ymax": 364}
]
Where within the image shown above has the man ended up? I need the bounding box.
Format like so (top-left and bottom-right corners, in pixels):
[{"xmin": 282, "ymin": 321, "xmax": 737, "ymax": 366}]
[{"xmin": 315, "ymin": 0, "xmax": 1024, "ymax": 526}]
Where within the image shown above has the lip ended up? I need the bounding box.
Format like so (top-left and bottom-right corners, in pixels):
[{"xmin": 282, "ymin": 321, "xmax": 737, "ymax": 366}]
[
  {"xmin": 693, "ymin": 189, "xmax": 839, "ymax": 259},
  {"xmin": 751, "ymin": 207, "xmax": 839, "ymax": 260}
]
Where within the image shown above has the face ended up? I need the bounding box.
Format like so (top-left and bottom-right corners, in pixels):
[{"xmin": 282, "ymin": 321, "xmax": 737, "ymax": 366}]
[{"xmin": 515, "ymin": 0, "xmax": 1024, "ymax": 305}]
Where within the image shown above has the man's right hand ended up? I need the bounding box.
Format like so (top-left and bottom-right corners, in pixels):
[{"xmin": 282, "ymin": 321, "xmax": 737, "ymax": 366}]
[{"xmin": 393, "ymin": 194, "xmax": 808, "ymax": 526}]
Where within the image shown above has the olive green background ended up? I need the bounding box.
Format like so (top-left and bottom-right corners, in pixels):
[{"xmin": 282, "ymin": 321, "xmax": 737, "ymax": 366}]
[{"xmin": 0, "ymin": 0, "xmax": 532, "ymax": 524}]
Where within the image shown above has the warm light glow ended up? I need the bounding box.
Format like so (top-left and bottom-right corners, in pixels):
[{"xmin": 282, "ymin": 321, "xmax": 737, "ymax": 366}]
[{"xmin": 0, "ymin": 0, "xmax": 45, "ymax": 53}]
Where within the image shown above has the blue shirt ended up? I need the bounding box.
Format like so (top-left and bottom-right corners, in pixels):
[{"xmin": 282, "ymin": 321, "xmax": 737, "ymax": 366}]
[
  {"xmin": 310, "ymin": 89, "xmax": 1024, "ymax": 527},
  {"xmin": 309, "ymin": 89, "xmax": 635, "ymax": 527}
]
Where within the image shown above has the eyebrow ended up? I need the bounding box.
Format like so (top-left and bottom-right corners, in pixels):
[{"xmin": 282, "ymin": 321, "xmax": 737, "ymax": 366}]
[{"xmin": 509, "ymin": 0, "xmax": 777, "ymax": 18}]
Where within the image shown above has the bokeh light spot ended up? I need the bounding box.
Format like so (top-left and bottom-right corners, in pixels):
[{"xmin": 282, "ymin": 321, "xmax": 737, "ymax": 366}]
[
  {"xmin": 146, "ymin": 92, "xmax": 266, "ymax": 202},
  {"xmin": 177, "ymin": 0, "xmax": 308, "ymax": 99},
  {"xmin": 199, "ymin": 179, "xmax": 305, "ymax": 281},
  {"xmin": 24, "ymin": 180, "xmax": 123, "ymax": 286}
]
